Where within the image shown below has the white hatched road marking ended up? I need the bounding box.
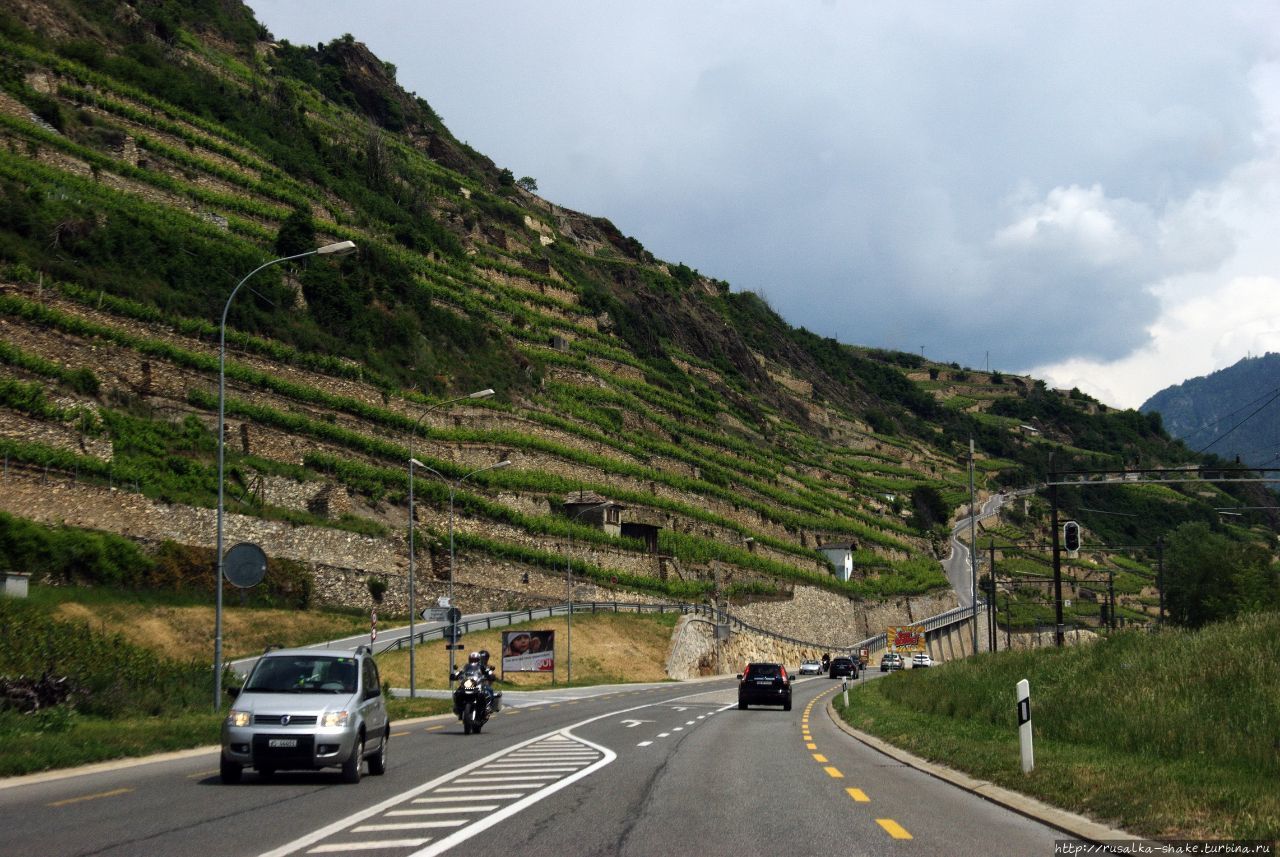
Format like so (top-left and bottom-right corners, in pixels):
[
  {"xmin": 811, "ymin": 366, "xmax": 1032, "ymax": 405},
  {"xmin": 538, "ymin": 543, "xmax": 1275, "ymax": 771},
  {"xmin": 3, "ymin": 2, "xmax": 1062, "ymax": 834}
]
[
  {"xmin": 387, "ymin": 806, "xmax": 497, "ymax": 816},
  {"xmin": 260, "ymin": 730, "xmax": 612, "ymax": 857},
  {"xmin": 309, "ymin": 840, "xmax": 429, "ymax": 853},
  {"xmin": 263, "ymin": 694, "xmax": 730, "ymax": 857}
]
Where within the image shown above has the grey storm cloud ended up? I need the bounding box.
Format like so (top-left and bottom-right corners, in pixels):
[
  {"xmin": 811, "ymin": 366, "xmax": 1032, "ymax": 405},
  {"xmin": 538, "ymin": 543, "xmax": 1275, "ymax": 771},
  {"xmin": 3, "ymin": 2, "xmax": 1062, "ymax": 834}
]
[{"xmin": 251, "ymin": 0, "xmax": 1279, "ymax": 376}]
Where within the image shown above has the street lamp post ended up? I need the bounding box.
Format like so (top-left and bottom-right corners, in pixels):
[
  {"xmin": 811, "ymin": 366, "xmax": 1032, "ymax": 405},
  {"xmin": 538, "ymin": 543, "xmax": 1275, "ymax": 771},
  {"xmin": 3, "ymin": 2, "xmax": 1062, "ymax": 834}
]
[
  {"xmin": 413, "ymin": 458, "xmax": 511, "ymax": 686},
  {"xmin": 565, "ymin": 501, "xmax": 609, "ymax": 687},
  {"xmin": 406, "ymin": 389, "xmax": 494, "ymax": 698},
  {"xmin": 215, "ymin": 240, "xmax": 356, "ymax": 708}
]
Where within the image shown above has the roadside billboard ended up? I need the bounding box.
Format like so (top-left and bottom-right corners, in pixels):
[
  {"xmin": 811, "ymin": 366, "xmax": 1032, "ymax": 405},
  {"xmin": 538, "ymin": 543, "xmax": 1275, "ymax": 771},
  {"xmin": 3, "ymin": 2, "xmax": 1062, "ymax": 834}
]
[
  {"xmin": 887, "ymin": 625, "xmax": 926, "ymax": 652},
  {"xmin": 502, "ymin": 629, "xmax": 555, "ymax": 672}
]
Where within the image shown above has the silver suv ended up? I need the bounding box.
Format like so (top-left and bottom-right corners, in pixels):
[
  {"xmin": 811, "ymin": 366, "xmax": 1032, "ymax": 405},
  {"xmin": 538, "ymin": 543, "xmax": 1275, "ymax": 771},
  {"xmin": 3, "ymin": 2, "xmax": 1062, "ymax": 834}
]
[{"xmin": 220, "ymin": 646, "xmax": 390, "ymax": 784}]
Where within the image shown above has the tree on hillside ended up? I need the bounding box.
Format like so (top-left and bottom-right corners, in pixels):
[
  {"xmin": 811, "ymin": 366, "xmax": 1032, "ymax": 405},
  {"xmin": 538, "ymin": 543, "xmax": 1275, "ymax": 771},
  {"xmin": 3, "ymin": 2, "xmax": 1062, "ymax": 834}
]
[
  {"xmin": 274, "ymin": 205, "xmax": 315, "ymax": 258},
  {"xmin": 909, "ymin": 485, "xmax": 948, "ymax": 532},
  {"xmin": 1164, "ymin": 522, "xmax": 1279, "ymax": 627}
]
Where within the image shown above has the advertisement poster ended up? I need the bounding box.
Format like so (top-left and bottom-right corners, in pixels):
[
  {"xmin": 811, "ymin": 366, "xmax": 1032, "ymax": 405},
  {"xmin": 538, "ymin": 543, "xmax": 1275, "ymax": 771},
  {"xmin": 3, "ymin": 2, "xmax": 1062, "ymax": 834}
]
[
  {"xmin": 502, "ymin": 630, "xmax": 555, "ymax": 672},
  {"xmin": 887, "ymin": 625, "xmax": 926, "ymax": 652}
]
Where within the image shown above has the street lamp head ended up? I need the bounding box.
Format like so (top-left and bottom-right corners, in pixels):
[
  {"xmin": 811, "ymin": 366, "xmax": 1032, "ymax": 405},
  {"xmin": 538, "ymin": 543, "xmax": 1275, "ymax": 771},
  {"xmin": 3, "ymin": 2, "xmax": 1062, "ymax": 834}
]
[
  {"xmin": 494, "ymin": 460, "xmax": 512, "ymax": 470},
  {"xmin": 409, "ymin": 458, "xmax": 426, "ymax": 468},
  {"xmin": 316, "ymin": 240, "xmax": 357, "ymax": 256},
  {"xmin": 470, "ymin": 388, "xmax": 495, "ymax": 399}
]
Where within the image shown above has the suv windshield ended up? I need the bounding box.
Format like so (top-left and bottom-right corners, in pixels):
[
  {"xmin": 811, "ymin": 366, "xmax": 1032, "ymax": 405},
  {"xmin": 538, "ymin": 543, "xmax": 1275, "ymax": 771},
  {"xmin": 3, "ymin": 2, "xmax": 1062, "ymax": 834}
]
[
  {"xmin": 745, "ymin": 664, "xmax": 780, "ymax": 678},
  {"xmin": 244, "ymin": 655, "xmax": 358, "ymax": 694}
]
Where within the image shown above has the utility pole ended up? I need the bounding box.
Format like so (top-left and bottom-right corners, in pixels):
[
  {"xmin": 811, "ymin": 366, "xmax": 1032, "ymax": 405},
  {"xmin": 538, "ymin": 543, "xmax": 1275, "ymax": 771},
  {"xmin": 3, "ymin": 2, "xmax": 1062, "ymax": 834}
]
[
  {"xmin": 989, "ymin": 539, "xmax": 997, "ymax": 652},
  {"xmin": 1156, "ymin": 536, "xmax": 1164, "ymax": 627},
  {"xmin": 1050, "ymin": 478, "xmax": 1065, "ymax": 647},
  {"xmin": 969, "ymin": 439, "xmax": 978, "ymax": 655}
]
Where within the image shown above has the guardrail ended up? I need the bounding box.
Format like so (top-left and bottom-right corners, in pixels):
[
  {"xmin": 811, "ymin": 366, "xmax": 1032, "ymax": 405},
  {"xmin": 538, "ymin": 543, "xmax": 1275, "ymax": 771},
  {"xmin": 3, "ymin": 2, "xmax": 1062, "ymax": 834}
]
[{"xmin": 374, "ymin": 598, "xmax": 987, "ymax": 658}]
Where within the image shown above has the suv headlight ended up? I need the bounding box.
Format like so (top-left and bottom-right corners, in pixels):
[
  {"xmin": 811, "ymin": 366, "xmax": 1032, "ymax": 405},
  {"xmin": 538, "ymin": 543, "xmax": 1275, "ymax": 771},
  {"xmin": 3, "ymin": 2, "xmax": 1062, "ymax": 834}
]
[
  {"xmin": 321, "ymin": 710, "xmax": 350, "ymax": 727},
  {"xmin": 226, "ymin": 710, "xmax": 251, "ymax": 727}
]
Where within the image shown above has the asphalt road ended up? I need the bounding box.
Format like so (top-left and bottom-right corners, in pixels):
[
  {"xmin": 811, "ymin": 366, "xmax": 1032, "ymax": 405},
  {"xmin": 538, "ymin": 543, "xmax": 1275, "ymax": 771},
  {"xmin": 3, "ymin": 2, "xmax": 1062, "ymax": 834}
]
[{"xmin": 0, "ymin": 674, "xmax": 1065, "ymax": 857}]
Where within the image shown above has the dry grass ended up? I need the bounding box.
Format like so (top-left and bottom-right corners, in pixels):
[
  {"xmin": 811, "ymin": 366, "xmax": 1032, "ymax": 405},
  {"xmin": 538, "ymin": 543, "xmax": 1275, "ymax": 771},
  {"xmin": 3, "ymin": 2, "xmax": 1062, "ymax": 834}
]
[
  {"xmin": 376, "ymin": 612, "xmax": 679, "ymax": 689},
  {"xmin": 52, "ymin": 602, "xmax": 369, "ymax": 661}
]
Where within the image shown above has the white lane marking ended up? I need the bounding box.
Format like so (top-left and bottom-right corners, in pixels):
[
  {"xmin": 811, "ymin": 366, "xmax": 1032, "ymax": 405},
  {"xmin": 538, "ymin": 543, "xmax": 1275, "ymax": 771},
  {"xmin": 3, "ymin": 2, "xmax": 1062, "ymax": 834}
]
[
  {"xmin": 387, "ymin": 806, "xmax": 498, "ymax": 816},
  {"xmin": 436, "ymin": 785, "xmax": 535, "ymax": 793},
  {"xmin": 673, "ymin": 727, "xmax": 684, "ymax": 732},
  {"xmin": 637, "ymin": 741, "xmax": 652, "ymax": 747},
  {"xmin": 308, "ymin": 840, "xmax": 429, "ymax": 853},
  {"xmin": 657, "ymin": 732, "xmax": 670, "ymax": 738},
  {"xmin": 412, "ymin": 794, "xmax": 526, "ymax": 803},
  {"xmin": 352, "ymin": 821, "xmax": 467, "ymax": 832},
  {"xmin": 453, "ymin": 777, "xmax": 554, "ymax": 785},
  {"xmin": 685, "ymin": 721, "xmax": 696, "ymax": 725},
  {"xmin": 266, "ymin": 689, "xmax": 729, "ymax": 856},
  {"xmin": 407, "ymin": 730, "xmax": 615, "ymax": 857}
]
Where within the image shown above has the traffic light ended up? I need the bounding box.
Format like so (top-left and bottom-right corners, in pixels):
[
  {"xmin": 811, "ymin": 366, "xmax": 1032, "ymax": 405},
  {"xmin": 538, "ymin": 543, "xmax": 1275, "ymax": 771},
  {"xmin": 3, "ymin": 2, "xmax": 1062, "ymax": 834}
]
[{"xmin": 1063, "ymin": 521, "xmax": 1081, "ymax": 553}]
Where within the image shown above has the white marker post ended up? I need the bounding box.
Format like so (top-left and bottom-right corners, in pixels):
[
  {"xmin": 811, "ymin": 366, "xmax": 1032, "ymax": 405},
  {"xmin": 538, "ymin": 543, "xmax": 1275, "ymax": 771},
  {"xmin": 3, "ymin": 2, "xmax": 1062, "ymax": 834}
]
[
  {"xmin": 842, "ymin": 678, "xmax": 849, "ymax": 708},
  {"xmin": 1017, "ymin": 678, "xmax": 1034, "ymax": 773}
]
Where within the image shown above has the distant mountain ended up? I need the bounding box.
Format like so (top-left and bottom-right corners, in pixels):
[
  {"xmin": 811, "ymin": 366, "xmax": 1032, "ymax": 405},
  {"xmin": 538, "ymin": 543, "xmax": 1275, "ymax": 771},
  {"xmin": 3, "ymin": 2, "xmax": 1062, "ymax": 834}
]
[{"xmin": 1141, "ymin": 354, "xmax": 1280, "ymax": 467}]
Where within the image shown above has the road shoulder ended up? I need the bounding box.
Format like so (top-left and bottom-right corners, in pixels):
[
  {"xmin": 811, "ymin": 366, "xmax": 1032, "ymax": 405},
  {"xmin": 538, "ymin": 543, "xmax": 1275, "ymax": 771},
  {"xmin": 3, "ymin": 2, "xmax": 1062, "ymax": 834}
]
[{"xmin": 824, "ymin": 698, "xmax": 1139, "ymax": 844}]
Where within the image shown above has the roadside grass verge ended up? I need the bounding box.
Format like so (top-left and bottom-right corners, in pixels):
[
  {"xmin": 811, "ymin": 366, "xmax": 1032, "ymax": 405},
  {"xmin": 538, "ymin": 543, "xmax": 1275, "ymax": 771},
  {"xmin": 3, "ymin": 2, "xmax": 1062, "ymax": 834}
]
[
  {"xmin": 374, "ymin": 612, "xmax": 681, "ymax": 691},
  {"xmin": 1, "ymin": 593, "xmax": 395, "ymax": 777},
  {"xmin": 833, "ymin": 612, "xmax": 1280, "ymax": 840}
]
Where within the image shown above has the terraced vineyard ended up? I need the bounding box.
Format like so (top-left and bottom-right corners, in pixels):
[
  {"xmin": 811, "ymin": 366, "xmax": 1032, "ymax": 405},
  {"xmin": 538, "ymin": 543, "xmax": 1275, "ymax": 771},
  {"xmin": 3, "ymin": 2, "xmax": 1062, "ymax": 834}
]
[{"xmin": 0, "ymin": 0, "xmax": 1269, "ymax": 648}]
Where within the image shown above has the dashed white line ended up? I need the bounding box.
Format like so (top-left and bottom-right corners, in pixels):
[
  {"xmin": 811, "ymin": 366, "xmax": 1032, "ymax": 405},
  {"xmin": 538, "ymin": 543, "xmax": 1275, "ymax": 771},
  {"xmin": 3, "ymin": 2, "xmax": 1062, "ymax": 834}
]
[{"xmin": 637, "ymin": 741, "xmax": 652, "ymax": 747}]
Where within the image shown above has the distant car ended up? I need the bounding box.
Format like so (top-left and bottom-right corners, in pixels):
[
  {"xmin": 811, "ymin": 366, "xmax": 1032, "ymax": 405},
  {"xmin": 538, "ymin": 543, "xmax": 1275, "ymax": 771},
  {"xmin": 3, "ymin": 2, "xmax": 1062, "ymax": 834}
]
[
  {"xmin": 798, "ymin": 659, "xmax": 824, "ymax": 676},
  {"xmin": 737, "ymin": 662, "xmax": 792, "ymax": 710},
  {"xmin": 828, "ymin": 657, "xmax": 857, "ymax": 679},
  {"xmin": 879, "ymin": 652, "xmax": 904, "ymax": 672},
  {"xmin": 911, "ymin": 652, "xmax": 933, "ymax": 668},
  {"xmin": 221, "ymin": 646, "xmax": 390, "ymax": 784}
]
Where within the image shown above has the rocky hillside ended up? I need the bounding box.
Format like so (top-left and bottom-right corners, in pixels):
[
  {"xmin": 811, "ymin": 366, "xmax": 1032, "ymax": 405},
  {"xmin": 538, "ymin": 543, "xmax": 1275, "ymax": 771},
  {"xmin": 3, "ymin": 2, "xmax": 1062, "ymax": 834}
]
[{"xmin": 0, "ymin": 0, "xmax": 1268, "ymax": 646}]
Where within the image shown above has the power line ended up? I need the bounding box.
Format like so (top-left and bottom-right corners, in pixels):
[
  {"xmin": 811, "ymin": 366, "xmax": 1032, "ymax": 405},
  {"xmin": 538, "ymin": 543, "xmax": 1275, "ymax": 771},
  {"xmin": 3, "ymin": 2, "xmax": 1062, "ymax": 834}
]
[{"xmin": 1195, "ymin": 386, "xmax": 1280, "ymax": 455}]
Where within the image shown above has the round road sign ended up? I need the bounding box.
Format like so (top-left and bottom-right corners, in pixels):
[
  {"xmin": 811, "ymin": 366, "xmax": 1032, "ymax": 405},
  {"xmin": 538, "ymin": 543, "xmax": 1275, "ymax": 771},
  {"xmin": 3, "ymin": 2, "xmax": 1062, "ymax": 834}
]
[
  {"xmin": 446, "ymin": 606, "xmax": 462, "ymax": 625},
  {"xmin": 223, "ymin": 542, "xmax": 267, "ymax": 588}
]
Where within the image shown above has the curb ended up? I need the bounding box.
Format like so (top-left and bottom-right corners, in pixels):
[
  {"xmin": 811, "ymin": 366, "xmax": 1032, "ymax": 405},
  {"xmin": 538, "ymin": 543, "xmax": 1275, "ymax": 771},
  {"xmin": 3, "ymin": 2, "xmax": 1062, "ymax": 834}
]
[{"xmin": 823, "ymin": 697, "xmax": 1137, "ymax": 843}]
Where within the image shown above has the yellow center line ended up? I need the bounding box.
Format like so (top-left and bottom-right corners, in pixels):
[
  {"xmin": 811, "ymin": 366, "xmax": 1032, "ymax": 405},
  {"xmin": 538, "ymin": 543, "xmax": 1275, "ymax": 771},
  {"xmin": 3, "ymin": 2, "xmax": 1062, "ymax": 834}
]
[
  {"xmin": 824, "ymin": 766, "xmax": 844, "ymax": 779},
  {"xmin": 812, "ymin": 753, "xmax": 828, "ymax": 763},
  {"xmin": 49, "ymin": 788, "xmax": 133, "ymax": 807},
  {"xmin": 846, "ymin": 788, "xmax": 870, "ymax": 803},
  {"xmin": 806, "ymin": 743, "xmax": 817, "ymax": 750},
  {"xmin": 877, "ymin": 819, "xmax": 913, "ymax": 839},
  {"xmin": 392, "ymin": 731, "xmax": 411, "ymax": 738},
  {"xmin": 426, "ymin": 725, "xmax": 444, "ymax": 731}
]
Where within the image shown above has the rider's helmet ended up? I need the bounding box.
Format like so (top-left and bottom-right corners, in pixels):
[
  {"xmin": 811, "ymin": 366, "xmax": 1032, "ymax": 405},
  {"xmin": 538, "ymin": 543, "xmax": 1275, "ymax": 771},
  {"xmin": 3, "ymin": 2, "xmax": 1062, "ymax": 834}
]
[
  {"xmin": 467, "ymin": 651, "xmax": 481, "ymax": 665},
  {"xmin": 478, "ymin": 649, "xmax": 491, "ymax": 665}
]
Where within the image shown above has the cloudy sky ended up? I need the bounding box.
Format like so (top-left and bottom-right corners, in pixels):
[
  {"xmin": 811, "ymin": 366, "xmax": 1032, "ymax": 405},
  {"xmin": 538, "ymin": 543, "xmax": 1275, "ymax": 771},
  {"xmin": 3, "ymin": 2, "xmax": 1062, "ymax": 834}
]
[{"xmin": 249, "ymin": 1, "xmax": 1280, "ymax": 410}]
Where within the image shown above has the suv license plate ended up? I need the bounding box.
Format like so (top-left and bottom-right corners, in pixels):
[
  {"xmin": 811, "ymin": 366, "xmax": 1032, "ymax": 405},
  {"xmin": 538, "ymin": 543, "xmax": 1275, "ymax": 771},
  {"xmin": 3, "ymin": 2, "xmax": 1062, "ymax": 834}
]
[{"xmin": 268, "ymin": 738, "xmax": 297, "ymax": 748}]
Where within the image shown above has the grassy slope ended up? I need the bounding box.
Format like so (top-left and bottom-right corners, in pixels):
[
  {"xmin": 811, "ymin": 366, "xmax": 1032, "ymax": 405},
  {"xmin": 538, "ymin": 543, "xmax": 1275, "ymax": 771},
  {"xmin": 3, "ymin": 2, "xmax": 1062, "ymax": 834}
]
[
  {"xmin": 0, "ymin": 593, "xmax": 673, "ymax": 777},
  {"xmin": 835, "ymin": 612, "xmax": 1280, "ymax": 840}
]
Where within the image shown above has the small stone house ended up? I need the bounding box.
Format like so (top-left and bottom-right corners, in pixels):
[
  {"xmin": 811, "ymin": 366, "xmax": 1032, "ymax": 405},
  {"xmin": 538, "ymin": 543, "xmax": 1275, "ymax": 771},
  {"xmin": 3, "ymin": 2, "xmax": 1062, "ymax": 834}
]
[{"xmin": 817, "ymin": 541, "xmax": 858, "ymax": 582}]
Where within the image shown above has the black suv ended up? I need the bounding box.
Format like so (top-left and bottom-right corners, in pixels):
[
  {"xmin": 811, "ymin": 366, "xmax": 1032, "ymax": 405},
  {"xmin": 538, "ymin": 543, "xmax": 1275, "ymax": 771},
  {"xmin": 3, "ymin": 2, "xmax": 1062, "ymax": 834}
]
[
  {"xmin": 829, "ymin": 656, "xmax": 857, "ymax": 679},
  {"xmin": 737, "ymin": 662, "xmax": 792, "ymax": 710}
]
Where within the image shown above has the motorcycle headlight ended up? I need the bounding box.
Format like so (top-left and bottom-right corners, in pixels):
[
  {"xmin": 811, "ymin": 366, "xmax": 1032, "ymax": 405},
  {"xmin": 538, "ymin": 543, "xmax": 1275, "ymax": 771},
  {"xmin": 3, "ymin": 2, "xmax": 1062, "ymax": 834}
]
[
  {"xmin": 226, "ymin": 709, "xmax": 251, "ymax": 728},
  {"xmin": 321, "ymin": 710, "xmax": 350, "ymax": 727},
  {"xmin": 463, "ymin": 677, "xmax": 478, "ymax": 690}
]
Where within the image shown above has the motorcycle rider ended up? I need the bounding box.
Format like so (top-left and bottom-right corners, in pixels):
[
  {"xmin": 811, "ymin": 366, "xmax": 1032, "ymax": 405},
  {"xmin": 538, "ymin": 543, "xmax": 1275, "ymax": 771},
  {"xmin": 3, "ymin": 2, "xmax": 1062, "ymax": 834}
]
[{"xmin": 453, "ymin": 651, "xmax": 496, "ymax": 712}]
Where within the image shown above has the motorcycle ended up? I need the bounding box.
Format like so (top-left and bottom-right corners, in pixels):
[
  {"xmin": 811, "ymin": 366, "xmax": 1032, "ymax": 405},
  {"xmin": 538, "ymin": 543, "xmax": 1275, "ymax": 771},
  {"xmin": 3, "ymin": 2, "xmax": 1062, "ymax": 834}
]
[{"xmin": 452, "ymin": 662, "xmax": 501, "ymax": 735}]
